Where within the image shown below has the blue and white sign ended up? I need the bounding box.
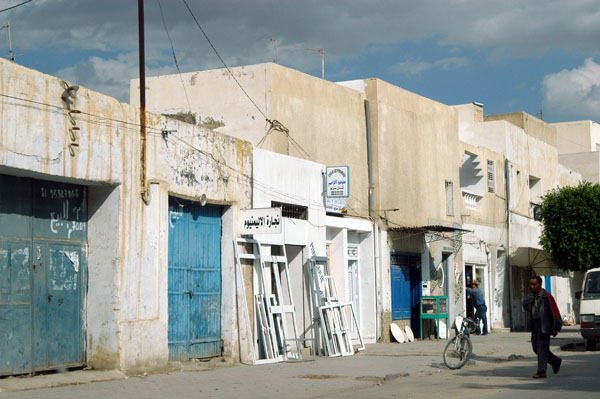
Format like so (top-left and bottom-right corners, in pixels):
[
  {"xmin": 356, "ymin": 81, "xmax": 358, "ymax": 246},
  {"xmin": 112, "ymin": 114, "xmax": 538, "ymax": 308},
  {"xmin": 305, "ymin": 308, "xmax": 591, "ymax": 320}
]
[{"xmin": 326, "ymin": 166, "xmax": 350, "ymax": 198}]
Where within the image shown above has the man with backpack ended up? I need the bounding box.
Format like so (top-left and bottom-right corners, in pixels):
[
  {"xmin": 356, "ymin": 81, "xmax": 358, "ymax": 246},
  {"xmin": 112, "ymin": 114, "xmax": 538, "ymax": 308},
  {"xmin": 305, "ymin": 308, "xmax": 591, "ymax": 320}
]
[{"xmin": 522, "ymin": 275, "xmax": 563, "ymax": 378}]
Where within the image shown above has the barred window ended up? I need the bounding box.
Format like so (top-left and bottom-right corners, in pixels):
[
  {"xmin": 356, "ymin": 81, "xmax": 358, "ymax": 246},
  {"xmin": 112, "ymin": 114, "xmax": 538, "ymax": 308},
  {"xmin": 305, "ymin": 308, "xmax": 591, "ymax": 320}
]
[{"xmin": 271, "ymin": 201, "xmax": 308, "ymax": 220}]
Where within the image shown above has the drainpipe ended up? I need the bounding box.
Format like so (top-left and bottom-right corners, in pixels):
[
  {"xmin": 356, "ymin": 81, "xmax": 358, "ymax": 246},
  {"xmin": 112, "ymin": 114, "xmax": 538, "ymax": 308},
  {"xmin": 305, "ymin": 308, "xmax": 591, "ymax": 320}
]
[
  {"xmin": 364, "ymin": 100, "xmax": 381, "ymax": 339},
  {"xmin": 505, "ymin": 158, "xmax": 513, "ymax": 329}
]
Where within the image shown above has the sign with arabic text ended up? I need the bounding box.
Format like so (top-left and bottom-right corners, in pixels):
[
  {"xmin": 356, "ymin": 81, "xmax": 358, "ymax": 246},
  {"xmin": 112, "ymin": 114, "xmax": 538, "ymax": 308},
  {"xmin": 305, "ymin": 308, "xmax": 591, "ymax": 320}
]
[
  {"xmin": 326, "ymin": 166, "xmax": 350, "ymax": 198},
  {"xmin": 240, "ymin": 207, "xmax": 282, "ymax": 234}
]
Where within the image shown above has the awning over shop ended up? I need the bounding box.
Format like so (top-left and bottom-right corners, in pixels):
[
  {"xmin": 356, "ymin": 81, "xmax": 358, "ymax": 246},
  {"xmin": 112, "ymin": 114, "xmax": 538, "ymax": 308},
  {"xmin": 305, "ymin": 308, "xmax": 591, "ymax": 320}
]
[
  {"xmin": 511, "ymin": 247, "xmax": 570, "ymax": 277},
  {"xmin": 388, "ymin": 225, "xmax": 472, "ymax": 243},
  {"xmin": 388, "ymin": 225, "xmax": 472, "ymax": 234}
]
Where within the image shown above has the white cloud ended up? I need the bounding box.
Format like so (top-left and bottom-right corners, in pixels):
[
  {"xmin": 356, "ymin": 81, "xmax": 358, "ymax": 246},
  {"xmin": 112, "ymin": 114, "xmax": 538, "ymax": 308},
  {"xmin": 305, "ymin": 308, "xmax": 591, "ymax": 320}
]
[
  {"xmin": 55, "ymin": 53, "xmax": 177, "ymax": 102},
  {"xmin": 391, "ymin": 60, "xmax": 433, "ymax": 76},
  {"xmin": 542, "ymin": 58, "xmax": 600, "ymax": 120},
  {"xmin": 391, "ymin": 56, "xmax": 468, "ymax": 76}
]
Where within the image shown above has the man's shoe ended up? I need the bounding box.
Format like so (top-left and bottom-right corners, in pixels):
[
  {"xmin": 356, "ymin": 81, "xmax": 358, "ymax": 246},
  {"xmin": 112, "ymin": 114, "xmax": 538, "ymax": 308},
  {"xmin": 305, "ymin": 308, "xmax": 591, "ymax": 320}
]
[
  {"xmin": 532, "ymin": 373, "xmax": 546, "ymax": 378},
  {"xmin": 482, "ymin": 332, "xmax": 488, "ymax": 335},
  {"xmin": 552, "ymin": 358, "xmax": 562, "ymax": 374}
]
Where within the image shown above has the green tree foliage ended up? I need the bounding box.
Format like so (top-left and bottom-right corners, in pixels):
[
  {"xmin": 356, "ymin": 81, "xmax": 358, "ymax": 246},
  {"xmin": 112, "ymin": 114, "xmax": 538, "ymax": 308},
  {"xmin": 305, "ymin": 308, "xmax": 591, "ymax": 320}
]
[{"xmin": 539, "ymin": 182, "xmax": 600, "ymax": 272}]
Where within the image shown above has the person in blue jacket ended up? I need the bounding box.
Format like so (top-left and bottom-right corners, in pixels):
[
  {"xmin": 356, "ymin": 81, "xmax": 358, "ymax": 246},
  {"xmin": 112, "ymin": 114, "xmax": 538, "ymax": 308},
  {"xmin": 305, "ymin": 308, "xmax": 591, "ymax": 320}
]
[{"xmin": 466, "ymin": 281, "xmax": 488, "ymax": 335}]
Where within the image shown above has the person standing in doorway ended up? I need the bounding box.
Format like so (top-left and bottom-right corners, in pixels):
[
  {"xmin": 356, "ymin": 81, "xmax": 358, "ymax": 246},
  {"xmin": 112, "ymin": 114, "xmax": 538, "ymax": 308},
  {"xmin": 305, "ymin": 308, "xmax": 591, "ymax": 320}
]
[
  {"xmin": 466, "ymin": 282, "xmax": 488, "ymax": 335},
  {"xmin": 522, "ymin": 275, "xmax": 562, "ymax": 378}
]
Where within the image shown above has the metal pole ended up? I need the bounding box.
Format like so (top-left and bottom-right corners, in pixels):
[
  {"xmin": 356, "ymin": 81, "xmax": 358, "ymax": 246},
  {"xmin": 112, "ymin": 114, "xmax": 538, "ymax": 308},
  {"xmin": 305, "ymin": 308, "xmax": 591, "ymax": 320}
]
[
  {"xmin": 505, "ymin": 158, "xmax": 513, "ymax": 329},
  {"xmin": 1, "ymin": 22, "xmax": 14, "ymax": 61},
  {"xmin": 320, "ymin": 49, "xmax": 324, "ymax": 79},
  {"xmin": 138, "ymin": 0, "xmax": 150, "ymax": 204},
  {"xmin": 6, "ymin": 22, "xmax": 13, "ymax": 61}
]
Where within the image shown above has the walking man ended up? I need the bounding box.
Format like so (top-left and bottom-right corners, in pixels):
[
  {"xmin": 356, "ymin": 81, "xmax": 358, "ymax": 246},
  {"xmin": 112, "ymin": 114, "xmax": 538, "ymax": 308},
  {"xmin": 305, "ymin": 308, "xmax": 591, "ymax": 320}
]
[
  {"xmin": 522, "ymin": 275, "xmax": 563, "ymax": 378},
  {"xmin": 466, "ymin": 282, "xmax": 487, "ymax": 335}
]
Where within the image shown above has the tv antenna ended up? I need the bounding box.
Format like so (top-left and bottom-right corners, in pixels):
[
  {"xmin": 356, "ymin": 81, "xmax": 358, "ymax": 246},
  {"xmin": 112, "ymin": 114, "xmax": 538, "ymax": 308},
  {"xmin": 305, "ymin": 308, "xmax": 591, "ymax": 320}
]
[
  {"xmin": 1, "ymin": 21, "xmax": 14, "ymax": 61},
  {"xmin": 307, "ymin": 48, "xmax": 324, "ymax": 79},
  {"xmin": 535, "ymin": 109, "xmax": 543, "ymax": 120}
]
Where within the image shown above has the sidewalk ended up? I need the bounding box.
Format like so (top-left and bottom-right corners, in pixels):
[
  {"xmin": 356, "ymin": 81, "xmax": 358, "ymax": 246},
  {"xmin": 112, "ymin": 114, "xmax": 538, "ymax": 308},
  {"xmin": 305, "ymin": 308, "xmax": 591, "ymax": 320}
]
[{"xmin": 0, "ymin": 326, "xmax": 584, "ymax": 395}]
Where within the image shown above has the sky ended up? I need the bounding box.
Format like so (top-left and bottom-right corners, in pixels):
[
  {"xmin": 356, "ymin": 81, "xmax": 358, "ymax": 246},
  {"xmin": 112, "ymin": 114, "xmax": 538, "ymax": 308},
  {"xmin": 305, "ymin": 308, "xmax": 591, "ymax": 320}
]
[{"xmin": 2, "ymin": 0, "xmax": 600, "ymax": 123}]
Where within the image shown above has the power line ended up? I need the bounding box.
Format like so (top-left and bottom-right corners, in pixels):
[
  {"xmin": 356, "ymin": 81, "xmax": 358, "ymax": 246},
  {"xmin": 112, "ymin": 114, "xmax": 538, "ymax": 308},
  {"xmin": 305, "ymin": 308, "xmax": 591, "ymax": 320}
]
[
  {"xmin": 182, "ymin": 0, "xmax": 267, "ymax": 121},
  {"xmin": 0, "ymin": 0, "xmax": 32, "ymax": 13},
  {"xmin": 157, "ymin": 0, "xmax": 192, "ymax": 114},
  {"xmin": 0, "ymin": 92, "xmax": 331, "ymax": 212}
]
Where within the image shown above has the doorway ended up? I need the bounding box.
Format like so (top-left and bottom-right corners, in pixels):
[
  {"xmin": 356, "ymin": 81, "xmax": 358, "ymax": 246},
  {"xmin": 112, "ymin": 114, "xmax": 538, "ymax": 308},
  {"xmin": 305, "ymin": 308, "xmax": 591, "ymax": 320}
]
[
  {"xmin": 390, "ymin": 253, "xmax": 422, "ymax": 337},
  {"xmin": 0, "ymin": 175, "xmax": 87, "ymax": 375},
  {"xmin": 168, "ymin": 197, "xmax": 223, "ymax": 360}
]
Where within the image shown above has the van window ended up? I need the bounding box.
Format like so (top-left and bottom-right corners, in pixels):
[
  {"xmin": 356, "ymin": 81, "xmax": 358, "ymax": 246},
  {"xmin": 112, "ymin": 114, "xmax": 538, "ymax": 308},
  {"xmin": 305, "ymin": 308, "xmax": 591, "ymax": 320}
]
[{"xmin": 584, "ymin": 271, "xmax": 600, "ymax": 299}]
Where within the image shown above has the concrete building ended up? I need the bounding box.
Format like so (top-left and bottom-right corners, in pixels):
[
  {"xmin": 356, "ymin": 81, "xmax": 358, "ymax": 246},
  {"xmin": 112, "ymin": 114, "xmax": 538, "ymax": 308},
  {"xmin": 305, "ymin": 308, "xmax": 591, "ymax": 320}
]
[
  {"xmin": 553, "ymin": 120, "xmax": 600, "ymax": 184},
  {"xmin": 457, "ymin": 105, "xmax": 582, "ymax": 330},
  {"xmin": 0, "ymin": 58, "xmax": 252, "ymax": 375},
  {"xmin": 249, "ymin": 149, "xmax": 376, "ymax": 359},
  {"xmin": 138, "ymin": 64, "xmax": 466, "ymax": 342}
]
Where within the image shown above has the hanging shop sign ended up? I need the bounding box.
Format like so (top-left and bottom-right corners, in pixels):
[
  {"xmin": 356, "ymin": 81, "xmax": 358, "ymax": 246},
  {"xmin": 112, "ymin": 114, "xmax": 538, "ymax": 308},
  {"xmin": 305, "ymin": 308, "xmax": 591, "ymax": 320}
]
[
  {"xmin": 240, "ymin": 207, "xmax": 282, "ymax": 235},
  {"xmin": 326, "ymin": 166, "xmax": 350, "ymax": 198},
  {"xmin": 325, "ymin": 197, "xmax": 348, "ymax": 215}
]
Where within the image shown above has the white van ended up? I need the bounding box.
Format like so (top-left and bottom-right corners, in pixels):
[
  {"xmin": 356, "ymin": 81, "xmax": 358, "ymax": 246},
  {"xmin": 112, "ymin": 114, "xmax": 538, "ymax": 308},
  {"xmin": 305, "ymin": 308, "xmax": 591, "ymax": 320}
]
[{"xmin": 576, "ymin": 267, "xmax": 600, "ymax": 350}]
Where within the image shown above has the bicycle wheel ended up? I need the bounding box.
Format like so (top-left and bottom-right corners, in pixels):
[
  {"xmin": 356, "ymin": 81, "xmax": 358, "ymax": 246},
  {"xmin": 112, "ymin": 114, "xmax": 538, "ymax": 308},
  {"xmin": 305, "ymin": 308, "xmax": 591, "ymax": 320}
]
[
  {"xmin": 466, "ymin": 319, "xmax": 477, "ymax": 334},
  {"xmin": 443, "ymin": 335, "xmax": 472, "ymax": 369}
]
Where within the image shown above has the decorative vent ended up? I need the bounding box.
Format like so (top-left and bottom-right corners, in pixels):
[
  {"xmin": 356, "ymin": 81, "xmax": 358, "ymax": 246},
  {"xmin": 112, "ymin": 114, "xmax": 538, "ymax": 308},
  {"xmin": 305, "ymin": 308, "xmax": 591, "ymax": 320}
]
[
  {"xmin": 271, "ymin": 201, "xmax": 308, "ymax": 220},
  {"xmin": 487, "ymin": 160, "xmax": 495, "ymax": 193},
  {"xmin": 463, "ymin": 192, "xmax": 481, "ymax": 210}
]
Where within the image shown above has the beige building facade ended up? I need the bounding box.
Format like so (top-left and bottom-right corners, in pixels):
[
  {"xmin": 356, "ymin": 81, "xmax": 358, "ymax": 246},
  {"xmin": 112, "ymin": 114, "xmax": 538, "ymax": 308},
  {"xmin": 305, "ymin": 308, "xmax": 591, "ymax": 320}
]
[{"xmin": 458, "ymin": 105, "xmax": 582, "ymax": 330}]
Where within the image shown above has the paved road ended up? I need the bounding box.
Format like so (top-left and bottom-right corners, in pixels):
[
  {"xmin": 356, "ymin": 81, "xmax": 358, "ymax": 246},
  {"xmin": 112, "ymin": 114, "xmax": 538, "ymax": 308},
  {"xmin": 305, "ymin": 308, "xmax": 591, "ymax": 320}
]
[{"xmin": 1, "ymin": 328, "xmax": 597, "ymax": 398}]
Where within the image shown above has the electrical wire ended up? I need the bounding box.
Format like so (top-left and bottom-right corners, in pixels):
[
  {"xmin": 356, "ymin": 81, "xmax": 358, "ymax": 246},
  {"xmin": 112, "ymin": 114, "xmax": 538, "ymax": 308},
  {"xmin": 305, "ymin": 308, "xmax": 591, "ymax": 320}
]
[
  {"xmin": 0, "ymin": 92, "xmax": 327, "ymax": 210},
  {"xmin": 1, "ymin": 92, "xmax": 383, "ymax": 220},
  {"xmin": 157, "ymin": 0, "xmax": 192, "ymax": 114},
  {"xmin": 0, "ymin": 0, "xmax": 32, "ymax": 13},
  {"xmin": 180, "ymin": 0, "xmax": 316, "ymax": 162},
  {"xmin": 182, "ymin": 0, "xmax": 267, "ymax": 121}
]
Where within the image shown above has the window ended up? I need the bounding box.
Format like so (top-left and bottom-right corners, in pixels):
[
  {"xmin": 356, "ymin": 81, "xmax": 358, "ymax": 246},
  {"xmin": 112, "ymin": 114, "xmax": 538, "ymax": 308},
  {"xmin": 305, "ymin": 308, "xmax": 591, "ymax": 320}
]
[
  {"xmin": 487, "ymin": 160, "xmax": 495, "ymax": 193},
  {"xmin": 271, "ymin": 201, "xmax": 308, "ymax": 220},
  {"xmin": 445, "ymin": 180, "xmax": 454, "ymax": 216}
]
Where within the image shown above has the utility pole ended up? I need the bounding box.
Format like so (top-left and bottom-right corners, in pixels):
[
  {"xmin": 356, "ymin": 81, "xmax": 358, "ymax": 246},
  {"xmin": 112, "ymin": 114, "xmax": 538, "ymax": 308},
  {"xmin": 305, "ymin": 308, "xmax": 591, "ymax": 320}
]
[
  {"xmin": 1, "ymin": 22, "xmax": 14, "ymax": 61},
  {"xmin": 138, "ymin": 0, "xmax": 149, "ymax": 204},
  {"xmin": 308, "ymin": 48, "xmax": 324, "ymax": 79}
]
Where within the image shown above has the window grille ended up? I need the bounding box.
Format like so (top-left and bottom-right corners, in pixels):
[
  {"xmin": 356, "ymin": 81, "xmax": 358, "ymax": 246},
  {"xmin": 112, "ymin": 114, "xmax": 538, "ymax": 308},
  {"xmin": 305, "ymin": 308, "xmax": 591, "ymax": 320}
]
[
  {"xmin": 271, "ymin": 201, "xmax": 308, "ymax": 220},
  {"xmin": 487, "ymin": 160, "xmax": 495, "ymax": 193}
]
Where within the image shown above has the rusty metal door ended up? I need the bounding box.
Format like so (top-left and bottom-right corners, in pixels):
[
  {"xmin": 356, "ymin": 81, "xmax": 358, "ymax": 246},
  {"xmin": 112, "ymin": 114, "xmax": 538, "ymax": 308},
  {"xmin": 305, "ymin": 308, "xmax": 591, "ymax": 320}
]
[{"xmin": 0, "ymin": 175, "xmax": 87, "ymax": 375}]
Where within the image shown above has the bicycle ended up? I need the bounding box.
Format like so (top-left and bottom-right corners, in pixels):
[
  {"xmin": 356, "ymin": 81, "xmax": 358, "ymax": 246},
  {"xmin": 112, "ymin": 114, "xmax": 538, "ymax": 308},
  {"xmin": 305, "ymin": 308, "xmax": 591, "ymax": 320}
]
[{"xmin": 443, "ymin": 315, "xmax": 476, "ymax": 369}]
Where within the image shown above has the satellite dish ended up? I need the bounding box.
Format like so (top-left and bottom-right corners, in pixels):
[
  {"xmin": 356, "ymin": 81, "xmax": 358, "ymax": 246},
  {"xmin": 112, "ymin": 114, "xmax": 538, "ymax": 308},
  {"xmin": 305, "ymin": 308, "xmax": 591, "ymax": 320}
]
[
  {"xmin": 390, "ymin": 323, "xmax": 405, "ymax": 343},
  {"xmin": 200, "ymin": 194, "xmax": 207, "ymax": 206},
  {"xmin": 404, "ymin": 326, "xmax": 415, "ymax": 342}
]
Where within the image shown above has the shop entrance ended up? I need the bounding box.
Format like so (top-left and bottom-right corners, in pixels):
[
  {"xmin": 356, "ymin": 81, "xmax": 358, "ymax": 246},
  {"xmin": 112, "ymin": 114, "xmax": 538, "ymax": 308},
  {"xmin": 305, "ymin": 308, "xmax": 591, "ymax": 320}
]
[
  {"xmin": 0, "ymin": 175, "xmax": 87, "ymax": 375},
  {"xmin": 390, "ymin": 253, "xmax": 421, "ymax": 337}
]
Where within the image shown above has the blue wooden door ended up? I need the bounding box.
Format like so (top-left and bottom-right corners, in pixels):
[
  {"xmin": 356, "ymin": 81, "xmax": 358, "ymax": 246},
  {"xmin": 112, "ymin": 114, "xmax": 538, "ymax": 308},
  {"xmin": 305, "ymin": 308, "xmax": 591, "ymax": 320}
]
[
  {"xmin": 391, "ymin": 264, "xmax": 411, "ymax": 319},
  {"xmin": 0, "ymin": 175, "xmax": 86, "ymax": 375},
  {"xmin": 168, "ymin": 198, "xmax": 222, "ymax": 360},
  {"xmin": 391, "ymin": 253, "xmax": 422, "ymax": 333}
]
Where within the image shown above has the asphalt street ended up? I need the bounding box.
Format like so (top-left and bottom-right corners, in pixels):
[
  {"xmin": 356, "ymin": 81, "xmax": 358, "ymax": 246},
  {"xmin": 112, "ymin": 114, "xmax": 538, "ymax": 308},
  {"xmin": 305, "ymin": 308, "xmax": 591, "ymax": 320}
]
[{"xmin": 1, "ymin": 327, "xmax": 597, "ymax": 399}]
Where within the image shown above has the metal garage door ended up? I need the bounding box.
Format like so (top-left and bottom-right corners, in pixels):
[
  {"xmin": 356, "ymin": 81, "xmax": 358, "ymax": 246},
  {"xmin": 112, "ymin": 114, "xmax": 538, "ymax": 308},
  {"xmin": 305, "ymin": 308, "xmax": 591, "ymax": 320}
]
[
  {"xmin": 0, "ymin": 174, "xmax": 87, "ymax": 375},
  {"xmin": 168, "ymin": 198, "xmax": 222, "ymax": 360}
]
